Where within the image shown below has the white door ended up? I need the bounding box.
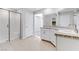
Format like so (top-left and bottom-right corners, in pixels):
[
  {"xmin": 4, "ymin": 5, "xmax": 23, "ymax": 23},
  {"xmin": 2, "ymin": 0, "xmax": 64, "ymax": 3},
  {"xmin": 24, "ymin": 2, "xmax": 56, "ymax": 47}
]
[
  {"xmin": 10, "ymin": 12, "xmax": 20, "ymax": 40},
  {"xmin": 49, "ymin": 29, "xmax": 56, "ymax": 46},
  {"xmin": 0, "ymin": 9, "xmax": 9, "ymax": 43}
]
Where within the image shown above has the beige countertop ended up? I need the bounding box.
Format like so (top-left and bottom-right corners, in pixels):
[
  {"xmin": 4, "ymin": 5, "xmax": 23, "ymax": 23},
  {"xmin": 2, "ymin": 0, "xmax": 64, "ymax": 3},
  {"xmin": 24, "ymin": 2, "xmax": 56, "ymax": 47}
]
[
  {"xmin": 55, "ymin": 31, "xmax": 79, "ymax": 38},
  {"xmin": 41, "ymin": 27, "xmax": 79, "ymax": 38}
]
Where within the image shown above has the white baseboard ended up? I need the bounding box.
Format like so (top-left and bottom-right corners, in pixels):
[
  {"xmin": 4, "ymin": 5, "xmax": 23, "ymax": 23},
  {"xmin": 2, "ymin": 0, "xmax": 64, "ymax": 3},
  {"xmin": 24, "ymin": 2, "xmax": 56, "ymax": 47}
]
[
  {"xmin": 22, "ymin": 34, "xmax": 34, "ymax": 39},
  {"xmin": 34, "ymin": 35, "xmax": 41, "ymax": 38},
  {"xmin": 0, "ymin": 39, "xmax": 8, "ymax": 43}
]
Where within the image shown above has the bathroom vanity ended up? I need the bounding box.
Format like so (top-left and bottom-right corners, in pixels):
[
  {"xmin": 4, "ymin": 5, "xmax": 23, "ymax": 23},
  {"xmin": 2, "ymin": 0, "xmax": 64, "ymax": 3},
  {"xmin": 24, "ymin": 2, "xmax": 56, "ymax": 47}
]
[
  {"xmin": 41, "ymin": 8, "xmax": 79, "ymax": 50},
  {"xmin": 41, "ymin": 27, "xmax": 57, "ymax": 47},
  {"xmin": 55, "ymin": 31, "xmax": 79, "ymax": 51},
  {"xmin": 41, "ymin": 13, "xmax": 57, "ymax": 47}
]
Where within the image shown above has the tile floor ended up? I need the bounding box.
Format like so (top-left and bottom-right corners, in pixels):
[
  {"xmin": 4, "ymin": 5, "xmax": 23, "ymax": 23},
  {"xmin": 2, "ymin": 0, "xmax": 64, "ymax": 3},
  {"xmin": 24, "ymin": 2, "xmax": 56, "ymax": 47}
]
[{"xmin": 0, "ymin": 36, "xmax": 56, "ymax": 51}]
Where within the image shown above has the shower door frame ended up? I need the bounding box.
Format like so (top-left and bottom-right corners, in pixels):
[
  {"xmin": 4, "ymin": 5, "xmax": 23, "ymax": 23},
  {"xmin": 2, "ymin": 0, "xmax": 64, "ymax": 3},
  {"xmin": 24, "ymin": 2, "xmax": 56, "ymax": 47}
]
[{"xmin": 0, "ymin": 8, "xmax": 22, "ymax": 42}]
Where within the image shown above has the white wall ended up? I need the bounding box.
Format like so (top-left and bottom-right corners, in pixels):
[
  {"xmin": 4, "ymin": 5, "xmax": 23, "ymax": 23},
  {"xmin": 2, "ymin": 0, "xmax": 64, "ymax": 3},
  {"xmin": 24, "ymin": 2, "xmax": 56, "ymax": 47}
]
[
  {"xmin": 20, "ymin": 9, "xmax": 33, "ymax": 39},
  {"xmin": 43, "ymin": 11, "xmax": 74, "ymax": 29},
  {"xmin": 43, "ymin": 8, "xmax": 64, "ymax": 28},
  {"xmin": 43, "ymin": 8, "xmax": 58, "ymax": 15},
  {"xmin": 59, "ymin": 14, "xmax": 71, "ymax": 27}
]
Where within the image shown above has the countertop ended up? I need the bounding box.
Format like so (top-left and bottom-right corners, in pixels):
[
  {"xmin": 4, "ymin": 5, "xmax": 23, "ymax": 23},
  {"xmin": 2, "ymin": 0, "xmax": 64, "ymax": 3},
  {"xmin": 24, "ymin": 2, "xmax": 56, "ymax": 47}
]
[
  {"xmin": 41, "ymin": 27, "xmax": 79, "ymax": 38},
  {"xmin": 55, "ymin": 31, "xmax": 79, "ymax": 38}
]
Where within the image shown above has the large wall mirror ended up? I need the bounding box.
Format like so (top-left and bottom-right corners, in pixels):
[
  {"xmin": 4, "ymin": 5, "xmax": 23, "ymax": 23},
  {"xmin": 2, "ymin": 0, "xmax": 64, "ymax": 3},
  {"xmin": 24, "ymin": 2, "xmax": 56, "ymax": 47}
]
[{"xmin": 43, "ymin": 13, "xmax": 57, "ymax": 28}]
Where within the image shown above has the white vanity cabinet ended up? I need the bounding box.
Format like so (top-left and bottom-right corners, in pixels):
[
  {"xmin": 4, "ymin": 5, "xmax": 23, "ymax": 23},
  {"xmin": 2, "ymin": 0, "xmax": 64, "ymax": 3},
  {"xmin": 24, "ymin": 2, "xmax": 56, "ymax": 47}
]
[
  {"xmin": 41, "ymin": 28, "xmax": 56, "ymax": 46},
  {"xmin": 49, "ymin": 29, "xmax": 56, "ymax": 46},
  {"xmin": 41, "ymin": 29, "xmax": 50, "ymax": 41},
  {"xmin": 56, "ymin": 34, "xmax": 79, "ymax": 51}
]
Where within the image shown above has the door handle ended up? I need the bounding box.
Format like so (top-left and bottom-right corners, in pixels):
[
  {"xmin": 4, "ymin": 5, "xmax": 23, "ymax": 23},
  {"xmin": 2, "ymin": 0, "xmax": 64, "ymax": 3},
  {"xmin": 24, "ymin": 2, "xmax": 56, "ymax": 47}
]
[{"xmin": 7, "ymin": 24, "xmax": 9, "ymax": 28}]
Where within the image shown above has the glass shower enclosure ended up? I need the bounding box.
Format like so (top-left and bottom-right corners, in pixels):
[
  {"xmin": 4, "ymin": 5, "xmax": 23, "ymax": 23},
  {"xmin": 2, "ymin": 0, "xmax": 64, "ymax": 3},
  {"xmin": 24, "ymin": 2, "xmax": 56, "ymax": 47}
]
[
  {"xmin": 0, "ymin": 9, "xmax": 21, "ymax": 43},
  {"xmin": 0, "ymin": 9, "xmax": 9, "ymax": 43}
]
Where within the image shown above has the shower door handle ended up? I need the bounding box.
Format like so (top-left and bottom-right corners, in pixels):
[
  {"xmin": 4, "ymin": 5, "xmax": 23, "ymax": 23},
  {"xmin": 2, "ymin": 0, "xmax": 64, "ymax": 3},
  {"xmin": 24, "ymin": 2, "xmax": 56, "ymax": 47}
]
[{"xmin": 7, "ymin": 24, "xmax": 9, "ymax": 28}]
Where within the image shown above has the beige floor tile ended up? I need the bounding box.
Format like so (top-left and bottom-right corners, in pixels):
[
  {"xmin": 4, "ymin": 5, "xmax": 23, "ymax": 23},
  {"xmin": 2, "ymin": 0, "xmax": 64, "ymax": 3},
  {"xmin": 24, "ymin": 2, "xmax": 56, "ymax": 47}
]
[{"xmin": 0, "ymin": 36, "xmax": 56, "ymax": 51}]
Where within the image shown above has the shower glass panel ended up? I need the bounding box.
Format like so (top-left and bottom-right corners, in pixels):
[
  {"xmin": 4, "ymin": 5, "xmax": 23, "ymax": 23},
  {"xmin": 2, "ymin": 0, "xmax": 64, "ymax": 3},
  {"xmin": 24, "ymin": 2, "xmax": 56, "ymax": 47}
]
[
  {"xmin": 0, "ymin": 9, "xmax": 9, "ymax": 43},
  {"xmin": 10, "ymin": 12, "xmax": 20, "ymax": 40}
]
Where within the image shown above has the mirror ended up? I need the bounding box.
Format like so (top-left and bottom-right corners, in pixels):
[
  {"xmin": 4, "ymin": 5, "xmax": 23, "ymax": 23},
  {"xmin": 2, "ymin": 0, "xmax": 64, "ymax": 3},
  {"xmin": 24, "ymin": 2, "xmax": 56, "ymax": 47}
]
[{"xmin": 43, "ymin": 13, "xmax": 57, "ymax": 28}]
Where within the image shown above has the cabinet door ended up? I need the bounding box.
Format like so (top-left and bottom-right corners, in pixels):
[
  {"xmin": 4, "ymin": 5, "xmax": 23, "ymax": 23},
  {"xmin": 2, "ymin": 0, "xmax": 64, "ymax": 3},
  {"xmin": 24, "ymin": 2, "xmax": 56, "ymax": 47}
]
[
  {"xmin": 41, "ymin": 29, "xmax": 49, "ymax": 41},
  {"xmin": 57, "ymin": 36, "xmax": 75, "ymax": 51},
  {"xmin": 49, "ymin": 29, "xmax": 56, "ymax": 45}
]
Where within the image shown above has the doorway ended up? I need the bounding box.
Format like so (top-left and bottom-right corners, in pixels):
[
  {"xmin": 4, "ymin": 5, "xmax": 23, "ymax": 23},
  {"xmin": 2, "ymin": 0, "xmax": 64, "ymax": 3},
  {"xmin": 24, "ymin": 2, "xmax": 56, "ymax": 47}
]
[{"xmin": 34, "ymin": 13, "xmax": 43, "ymax": 38}]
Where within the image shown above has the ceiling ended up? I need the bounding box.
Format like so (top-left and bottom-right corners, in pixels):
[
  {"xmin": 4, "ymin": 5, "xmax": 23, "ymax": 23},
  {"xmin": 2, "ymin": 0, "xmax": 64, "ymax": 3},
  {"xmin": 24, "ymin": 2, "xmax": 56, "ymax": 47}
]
[
  {"xmin": 4, "ymin": 8, "xmax": 71, "ymax": 14},
  {"xmin": 25, "ymin": 8, "xmax": 43, "ymax": 12},
  {"xmin": 4, "ymin": 8, "xmax": 43, "ymax": 12},
  {"xmin": 59, "ymin": 8, "xmax": 79, "ymax": 13}
]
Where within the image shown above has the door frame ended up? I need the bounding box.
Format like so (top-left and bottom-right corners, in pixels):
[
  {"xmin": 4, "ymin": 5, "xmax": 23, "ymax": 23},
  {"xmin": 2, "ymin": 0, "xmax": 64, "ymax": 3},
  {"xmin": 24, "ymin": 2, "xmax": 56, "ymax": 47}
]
[{"xmin": 33, "ymin": 13, "xmax": 43, "ymax": 37}]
